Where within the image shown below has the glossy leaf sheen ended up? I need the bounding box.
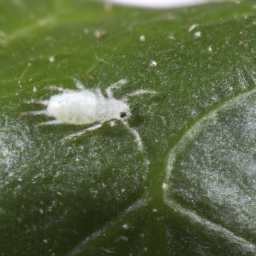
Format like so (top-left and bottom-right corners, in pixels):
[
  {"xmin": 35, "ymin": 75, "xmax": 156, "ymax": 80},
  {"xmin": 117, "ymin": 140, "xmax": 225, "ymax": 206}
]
[{"xmin": 0, "ymin": 0, "xmax": 256, "ymax": 255}]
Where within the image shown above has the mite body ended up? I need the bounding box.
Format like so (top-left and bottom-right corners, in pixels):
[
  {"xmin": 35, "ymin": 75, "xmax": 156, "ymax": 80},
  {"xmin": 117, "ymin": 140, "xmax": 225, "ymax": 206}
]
[
  {"xmin": 22, "ymin": 79, "xmax": 155, "ymax": 151},
  {"xmin": 47, "ymin": 88, "xmax": 129, "ymax": 125}
]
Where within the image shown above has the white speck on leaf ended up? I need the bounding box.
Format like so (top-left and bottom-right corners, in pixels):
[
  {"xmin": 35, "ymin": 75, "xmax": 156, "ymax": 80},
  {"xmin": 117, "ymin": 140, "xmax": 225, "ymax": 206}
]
[
  {"xmin": 94, "ymin": 30, "xmax": 106, "ymax": 38},
  {"xmin": 150, "ymin": 60, "xmax": 157, "ymax": 67},
  {"xmin": 162, "ymin": 183, "xmax": 168, "ymax": 190},
  {"xmin": 140, "ymin": 35, "xmax": 146, "ymax": 41},
  {"xmin": 194, "ymin": 31, "xmax": 201, "ymax": 38},
  {"xmin": 188, "ymin": 24, "xmax": 198, "ymax": 32},
  {"xmin": 49, "ymin": 56, "xmax": 55, "ymax": 62},
  {"xmin": 119, "ymin": 236, "xmax": 128, "ymax": 241},
  {"xmin": 122, "ymin": 224, "xmax": 129, "ymax": 229}
]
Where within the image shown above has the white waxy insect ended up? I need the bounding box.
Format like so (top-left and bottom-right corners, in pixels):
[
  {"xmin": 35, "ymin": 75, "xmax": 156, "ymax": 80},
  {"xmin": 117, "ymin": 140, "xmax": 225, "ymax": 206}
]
[{"xmin": 22, "ymin": 79, "xmax": 155, "ymax": 151}]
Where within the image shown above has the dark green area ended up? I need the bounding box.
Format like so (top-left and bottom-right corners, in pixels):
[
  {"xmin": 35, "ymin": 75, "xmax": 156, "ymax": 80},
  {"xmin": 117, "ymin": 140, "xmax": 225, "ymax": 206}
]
[{"xmin": 1, "ymin": 0, "xmax": 256, "ymax": 255}]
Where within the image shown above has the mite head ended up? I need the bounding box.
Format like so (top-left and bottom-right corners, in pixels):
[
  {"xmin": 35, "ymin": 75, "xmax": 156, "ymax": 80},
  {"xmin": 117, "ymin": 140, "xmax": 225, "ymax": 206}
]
[
  {"xmin": 120, "ymin": 111, "xmax": 127, "ymax": 118},
  {"xmin": 119, "ymin": 109, "xmax": 131, "ymax": 120},
  {"xmin": 116, "ymin": 101, "xmax": 131, "ymax": 120},
  {"xmin": 101, "ymin": 98, "xmax": 131, "ymax": 123}
]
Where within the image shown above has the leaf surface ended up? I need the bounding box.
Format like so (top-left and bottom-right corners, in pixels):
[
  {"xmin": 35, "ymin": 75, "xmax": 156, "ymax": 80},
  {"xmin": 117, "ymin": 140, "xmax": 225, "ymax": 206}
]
[{"xmin": 1, "ymin": 0, "xmax": 256, "ymax": 255}]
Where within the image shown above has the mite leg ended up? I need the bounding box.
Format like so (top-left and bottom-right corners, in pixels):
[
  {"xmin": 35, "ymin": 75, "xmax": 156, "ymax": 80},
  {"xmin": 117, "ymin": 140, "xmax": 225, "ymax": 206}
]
[
  {"xmin": 106, "ymin": 79, "xmax": 128, "ymax": 98},
  {"xmin": 122, "ymin": 121, "xmax": 143, "ymax": 152},
  {"xmin": 121, "ymin": 90, "xmax": 156, "ymax": 102},
  {"xmin": 36, "ymin": 119, "xmax": 63, "ymax": 127},
  {"xmin": 59, "ymin": 123, "xmax": 102, "ymax": 144},
  {"xmin": 21, "ymin": 110, "xmax": 48, "ymax": 116},
  {"xmin": 45, "ymin": 85, "xmax": 65, "ymax": 92},
  {"xmin": 73, "ymin": 78, "xmax": 86, "ymax": 90},
  {"xmin": 25, "ymin": 99, "xmax": 49, "ymax": 105}
]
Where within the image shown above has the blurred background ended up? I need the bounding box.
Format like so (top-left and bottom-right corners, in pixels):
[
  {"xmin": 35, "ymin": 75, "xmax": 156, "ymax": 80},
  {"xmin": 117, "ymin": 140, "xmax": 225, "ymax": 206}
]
[{"xmin": 109, "ymin": 0, "xmax": 224, "ymax": 8}]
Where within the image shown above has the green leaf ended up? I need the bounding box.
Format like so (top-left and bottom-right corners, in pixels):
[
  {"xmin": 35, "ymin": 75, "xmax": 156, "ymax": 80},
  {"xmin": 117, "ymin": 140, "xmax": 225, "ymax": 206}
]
[{"xmin": 1, "ymin": 0, "xmax": 256, "ymax": 255}]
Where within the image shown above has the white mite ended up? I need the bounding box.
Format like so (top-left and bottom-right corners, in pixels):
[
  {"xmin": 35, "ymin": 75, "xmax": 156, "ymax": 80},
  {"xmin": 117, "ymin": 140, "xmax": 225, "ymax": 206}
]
[{"xmin": 22, "ymin": 79, "xmax": 155, "ymax": 151}]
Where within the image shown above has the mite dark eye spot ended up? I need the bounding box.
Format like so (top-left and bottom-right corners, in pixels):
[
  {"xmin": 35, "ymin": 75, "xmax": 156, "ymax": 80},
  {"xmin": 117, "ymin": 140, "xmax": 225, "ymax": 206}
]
[{"xmin": 120, "ymin": 111, "xmax": 127, "ymax": 118}]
